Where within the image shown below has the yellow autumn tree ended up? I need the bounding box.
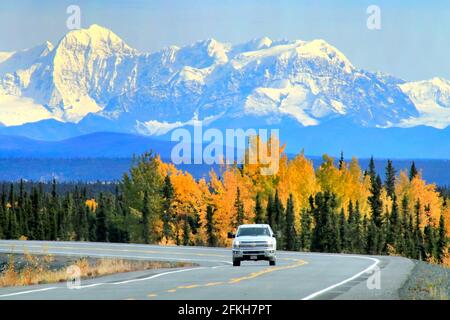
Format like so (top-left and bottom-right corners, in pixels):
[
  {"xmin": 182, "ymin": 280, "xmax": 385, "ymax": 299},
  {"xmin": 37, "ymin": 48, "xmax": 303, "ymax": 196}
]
[
  {"xmin": 395, "ymin": 170, "xmax": 443, "ymax": 227},
  {"xmin": 278, "ymin": 152, "xmax": 319, "ymax": 228}
]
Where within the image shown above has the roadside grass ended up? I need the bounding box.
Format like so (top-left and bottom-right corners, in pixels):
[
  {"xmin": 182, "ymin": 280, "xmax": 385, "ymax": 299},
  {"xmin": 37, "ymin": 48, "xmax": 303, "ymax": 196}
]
[
  {"xmin": 399, "ymin": 259, "xmax": 449, "ymax": 300},
  {"xmin": 0, "ymin": 251, "xmax": 195, "ymax": 288}
]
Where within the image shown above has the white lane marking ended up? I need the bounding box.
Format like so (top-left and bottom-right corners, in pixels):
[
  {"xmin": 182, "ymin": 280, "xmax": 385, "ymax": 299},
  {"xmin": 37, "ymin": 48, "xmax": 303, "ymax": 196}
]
[
  {"xmin": 79, "ymin": 267, "xmax": 205, "ymax": 288},
  {"xmin": 300, "ymin": 255, "xmax": 380, "ymax": 300},
  {"xmin": 0, "ymin": 266, "xmax": 207, "ymax": 298},
  {"xmin": 0, "ymin": 287, "xmax": 57, "ymax": 298}
]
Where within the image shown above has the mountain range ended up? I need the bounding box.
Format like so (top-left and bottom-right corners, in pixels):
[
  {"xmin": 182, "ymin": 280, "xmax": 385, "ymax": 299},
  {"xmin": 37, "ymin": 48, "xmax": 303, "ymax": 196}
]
[{"xmin": 0, "ymin": 24, "xmax": 449, "ymax": 157}]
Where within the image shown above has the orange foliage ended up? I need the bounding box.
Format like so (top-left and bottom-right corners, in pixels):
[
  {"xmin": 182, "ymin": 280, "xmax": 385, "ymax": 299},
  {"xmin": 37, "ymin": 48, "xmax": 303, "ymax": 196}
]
[{"xmin": 85, "ymin": 199, "xmax": 98, "ymax": 212}]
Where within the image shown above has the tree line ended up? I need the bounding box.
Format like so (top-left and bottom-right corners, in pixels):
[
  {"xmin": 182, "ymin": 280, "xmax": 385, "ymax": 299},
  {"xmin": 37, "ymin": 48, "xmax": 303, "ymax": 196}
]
[{"xmin": 0, "ymin": 148, "xmax": 448, "ymax": 265}]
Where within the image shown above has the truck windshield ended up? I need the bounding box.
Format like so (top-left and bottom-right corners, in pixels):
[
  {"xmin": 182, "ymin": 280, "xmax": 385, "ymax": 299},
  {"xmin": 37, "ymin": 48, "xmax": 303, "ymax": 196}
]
[{"xmin": 237, "ymin": 227, "xmax": 270, "ymax": 237}]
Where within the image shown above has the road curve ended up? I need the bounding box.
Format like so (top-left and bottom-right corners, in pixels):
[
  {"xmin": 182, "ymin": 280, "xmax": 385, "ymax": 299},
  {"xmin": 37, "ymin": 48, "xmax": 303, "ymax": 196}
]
[{"xmin": 0, "ymin": 240, "xmax": 415, "ymax": 300}]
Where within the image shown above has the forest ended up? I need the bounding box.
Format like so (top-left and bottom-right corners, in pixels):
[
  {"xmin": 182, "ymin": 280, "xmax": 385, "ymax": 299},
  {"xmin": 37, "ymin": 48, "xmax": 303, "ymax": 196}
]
[{"xmin": 0, "ymin": 140, "xmax": 448, "ymax": 266}]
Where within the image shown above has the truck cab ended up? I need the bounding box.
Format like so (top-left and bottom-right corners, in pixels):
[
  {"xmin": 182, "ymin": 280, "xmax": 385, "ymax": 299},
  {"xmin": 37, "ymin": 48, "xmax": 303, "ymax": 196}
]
[{"xmin": 228, "ymin": 224, "xmax": 277, "ymax": 266}]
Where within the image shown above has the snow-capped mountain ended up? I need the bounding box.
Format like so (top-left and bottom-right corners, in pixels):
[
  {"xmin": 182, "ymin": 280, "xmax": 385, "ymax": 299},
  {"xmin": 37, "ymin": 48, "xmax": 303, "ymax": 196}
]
[
  {"xmin": 0, "ymin": 24, "xmax": 448, "ymax": 139},
  {"xmin": 399, "ymin": 77, "xmax": 450, "ymax": 129}
]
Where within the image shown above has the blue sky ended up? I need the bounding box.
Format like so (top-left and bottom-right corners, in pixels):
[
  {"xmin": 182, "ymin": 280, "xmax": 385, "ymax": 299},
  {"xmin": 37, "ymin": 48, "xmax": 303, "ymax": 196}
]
[{"xmin": 1, "ymin": 0, "xmax": 448, "ymax": 81}]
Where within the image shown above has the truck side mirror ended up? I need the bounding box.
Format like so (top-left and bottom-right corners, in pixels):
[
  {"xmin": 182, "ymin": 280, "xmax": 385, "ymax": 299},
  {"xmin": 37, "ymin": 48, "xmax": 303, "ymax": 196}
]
[{"xmin": 227, "ymin": 232, "xmax": 235, "ymax": 239}]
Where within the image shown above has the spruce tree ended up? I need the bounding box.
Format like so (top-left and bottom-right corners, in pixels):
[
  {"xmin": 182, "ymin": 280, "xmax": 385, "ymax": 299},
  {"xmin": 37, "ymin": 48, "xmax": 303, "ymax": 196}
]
[
  {"xmin": 409, "ymin": 162, "xmax": 418, "ymax": 181},
  {"xmin": 183, "ymin": 215, "xmax": 190, "ymax": 246},
  {"xmin": 266, "ymin": 194, "xmax": 275, "ymax": 227},
  {"xmin": 368, "ymin": 156, "xmax": 376, "ymax": 182},
  {"xmin": 284, "ymin": 194, "xmax": 296, "ymax": 251},
  {"xmin": 141, "ymin": 191, "xmax": 150, "ymax": 244},
  {"xmin": 299, "ymin": 207, "xmax": 312, "ymax": 251},
  {"xmin": 385, "ymin": 160, "xmax": 396, "ymax": 199},
  {"xmin": 234, "ymin": 187, "xmax": 245, "ymax": 227},
  {"xmin": 161, "ymin": 175, "xmax": 174, "ymax": 243},
  {"xmin": 95, "ymin": 194, "xmax": 109, "ymax": 242},
  {"xmin": 206, "ymin": 205, "xmax": 218, "ymax": 247},
  {"xmin": 423, "ymin": 223, "xmax": 437, "ymax": 261},
  {"xmin": 273, "ymin": 190, "xmax": 285, "ymax": 249},
  {"xmin": 436, "ymin": 214, "xmax": 447, "ymax": 263},
  {"xmin": 311, "ymin": 192, "xmax": 339, "ymax": 253},
  {"xmin": 339, "ymin": 208, "xmax": 347, "ymax": 252},
  {"xmin": 254, "ymin": 194, "xmax": 264, "ymax": 224},
  {"xmin": 338, "ymin": 151, "xmax": 345, "ymax": 170},
  {"xmin": 7, "ymin": 209, "xmax": 19, "ymax": 239},
  {"xmin": 369, "ymin": 175, "xmax": 383, "ymax": 228},
  {"xmin": 414, "ymin": 199, "xmax": 425, "ymax": 260},
  {"xmin": 31, "ymin": 187, "xmax": 44, "ymax": 240},
  {"xmin": 387, "ymin": 194, "xmax": 400, "ymax": 250},
  {"xmin": 352, "ymin": 201, "xmax": 363, "ymax": 253}
]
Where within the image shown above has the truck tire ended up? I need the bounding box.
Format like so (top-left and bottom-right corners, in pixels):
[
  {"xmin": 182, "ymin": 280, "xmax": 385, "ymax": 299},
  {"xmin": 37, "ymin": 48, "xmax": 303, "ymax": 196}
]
[
  {"xmin": 233, "ymin": 259, "xmax": 241, "ymax": 267},
  {"xmin": 269, "ymin": 259, "xmax": 276, "ymax": 266}
]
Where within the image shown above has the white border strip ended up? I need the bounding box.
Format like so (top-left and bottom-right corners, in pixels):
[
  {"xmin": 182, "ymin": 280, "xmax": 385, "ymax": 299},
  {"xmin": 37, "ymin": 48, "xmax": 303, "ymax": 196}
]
[{"xmin": 301, "ymin": 256, "xmax": 380, "ymax": 300}]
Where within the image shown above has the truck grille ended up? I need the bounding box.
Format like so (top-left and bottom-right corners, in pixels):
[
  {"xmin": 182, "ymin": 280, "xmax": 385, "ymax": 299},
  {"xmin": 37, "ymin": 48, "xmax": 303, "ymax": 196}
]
[{"xmin": 238, "ymin": 241, "xmax": 269, "ymax": 249}]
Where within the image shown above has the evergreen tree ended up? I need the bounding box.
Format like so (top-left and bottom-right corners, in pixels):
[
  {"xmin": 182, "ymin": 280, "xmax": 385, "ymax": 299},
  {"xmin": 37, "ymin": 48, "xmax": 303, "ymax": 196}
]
[
  {"xmin": 266, "ymin": 194, "xmax": 275, "ymax": 227},
  {"xmin": 338, "ymin": 151, "xmax": 345, "ymax": 170},
  {"xmin": 352, "ymin": 201, "xmax": 363, "ymax": 253},
  {"xmin": 414, "ymin": 199, "xmax": 425, "ymax": 260},
  {"xmin": 311, "ymin": 192, "xmax": 339, "ymax": 253},
  {"xmin": 96, "ymin": 194, "xmax": 109, "ymax": 242},
  {"xmin": 273, "ymin": 190, "xmax": 285, "ymax": 249},
  {"xmin": 366, "ymin": 220, "xmax": 379, "ymax": 255},
  {"xmin": 339, "ymin": 208, "xmax": 347, "ymax": 252},
  {"xmin": 436, "ymin": 214, "xmax": 447, "ymax": 263},
  {"xmin": 183, "ymin": 215, "xmax": 191, "ymax": 246},
  {"xmin": 284, "ymin": 194, "xmax": 296, "ymax": 250},
  {"xmin": 88, "ymin": 207, "xmax": 97, "ymax": 242},
  {"xmin": 423, "ymin": 223, "xmax": 437, "ymax": 261},
  {"xmin": 369, "ymin": 175, "xmax": 383, "ymax": 228},
  {"xmin": 387, "ymin": 194, "xmax": 400, "ymax": 251},
  {"xmin": 141, "ymin": 191, "xmax": 150, "ymax": 244},
  {"xmin": 234, "ymin": 187, "xmax": 245, "ymax": 227},
  {"xmin": 400, "ymin": 195, "xmax": 411, "ymax": 255},
  {"xmin": 206, "ymin": 205, "xmax": 218, "ymax": 247},
  {"xmin": 385, "ymin": 160, "xmax": 396, "ymax": 199},
  {"xmin": 31, "ymin": 187, "xmax": 44, "ymax": 240},
  {"xmin": 368, "ymin": 156, "xmax": 376, "ymax": 182},
  {"xmin": 75, "ymin": 203, "xmax": 89, "ymax": 241},
  {"xmin": 7, "ymin": 209, "xmax": 19, "ymax": 239},
  {"xmin": 254, "ymin": 194, "xmax": 264, "ymax": 224},
  {"xmin": 161, "ymin": 175, "xmax": 174, "ymax": 243},
  {"xmin": 299, "ymin": 206, "xmax": 312, "ymax": 251},
  {"xmin": 409, "ymin": 162, "xmax": 418, "ymax": 181}
]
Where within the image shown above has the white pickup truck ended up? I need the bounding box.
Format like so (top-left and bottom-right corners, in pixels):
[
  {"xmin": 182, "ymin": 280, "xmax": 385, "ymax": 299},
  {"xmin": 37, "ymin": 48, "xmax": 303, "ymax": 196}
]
[{"xmin": 228, "ymin": 224, "xmax": 277, "ymax": 266}]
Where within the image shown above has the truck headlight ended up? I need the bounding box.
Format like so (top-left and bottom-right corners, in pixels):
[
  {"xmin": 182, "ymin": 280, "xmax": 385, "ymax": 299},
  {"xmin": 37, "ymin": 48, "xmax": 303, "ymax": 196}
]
[{"xmin": 233, "ymin": 240, "xmax": 240, "ymax": 249}]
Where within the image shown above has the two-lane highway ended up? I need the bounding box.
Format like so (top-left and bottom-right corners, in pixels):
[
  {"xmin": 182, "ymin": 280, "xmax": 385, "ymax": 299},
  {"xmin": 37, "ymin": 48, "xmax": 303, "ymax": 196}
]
[{"xmin": 0, "ymin": 240, "xmax": 415, "ymax": 300}]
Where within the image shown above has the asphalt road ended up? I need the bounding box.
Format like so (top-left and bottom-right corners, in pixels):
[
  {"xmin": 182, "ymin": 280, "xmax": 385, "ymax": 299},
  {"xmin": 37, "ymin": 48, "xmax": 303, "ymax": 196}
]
[{"xmin": 0, "ymin": 240, "xmax": 415, "ymax": 300}]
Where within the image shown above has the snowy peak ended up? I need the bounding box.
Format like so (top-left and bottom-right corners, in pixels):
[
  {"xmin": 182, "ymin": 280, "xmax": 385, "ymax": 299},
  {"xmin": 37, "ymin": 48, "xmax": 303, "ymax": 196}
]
[
  {"xmin": 57, "ymin": 24, "xmax": 136, "ymax": 57},
  {"xmin": 0, "ymin": 41, "xmax": 54, "ymax": 76},
  {"xmin": 175, "ymin": 38, "xmax": 230, "ymax": 68},
  {"xmin": 399, "ymin": 77, "xmax": 450, "ymax": 128}
]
